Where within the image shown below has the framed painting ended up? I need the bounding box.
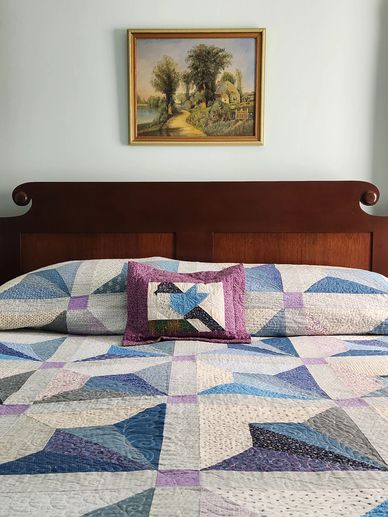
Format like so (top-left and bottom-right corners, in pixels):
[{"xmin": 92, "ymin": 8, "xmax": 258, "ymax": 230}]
[{"xmin": 128, "ymin": 29, "xmax": 265, "ymax": 145}]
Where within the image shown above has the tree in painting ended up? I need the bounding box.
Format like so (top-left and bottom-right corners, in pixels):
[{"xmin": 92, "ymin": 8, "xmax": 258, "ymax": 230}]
[
  {"xmin": 235, "ymin": 69, "xmax": 243, "ymax": 99},
  {"xmin": 151, "ymin": 56, "xmax": 180, "ymax": 115},
  {"xmin": 185, "ymin": 44, "xmax": 232, "ymax": 106},
  {"xmin": 220, "ymin": 71, "xmax": 235, "ymax": 84},
  {"xmin": 181, "ymin": 70, "xmax": 192, "ymax": 102}
]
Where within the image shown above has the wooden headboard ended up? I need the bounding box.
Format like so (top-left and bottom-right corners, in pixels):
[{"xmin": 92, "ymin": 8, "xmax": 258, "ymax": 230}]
[{"xmin": 0, "ymin": 181, "xmax": 387, "ymax": 284}]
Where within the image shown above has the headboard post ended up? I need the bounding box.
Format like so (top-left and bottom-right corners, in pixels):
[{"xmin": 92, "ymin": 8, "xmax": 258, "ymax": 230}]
[
  {"xmin": 0, "ymin": 229, "xmax": 21, "ymax": 285},
  {"xmin": 372, "ymin": 229, "xmax": 388, "ymax": 276}
]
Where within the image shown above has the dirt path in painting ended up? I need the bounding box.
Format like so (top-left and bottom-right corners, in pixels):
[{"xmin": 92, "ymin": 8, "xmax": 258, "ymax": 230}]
[{"xmin": 165, "ymin": 110, "xmax": 205, "ymax": 137}]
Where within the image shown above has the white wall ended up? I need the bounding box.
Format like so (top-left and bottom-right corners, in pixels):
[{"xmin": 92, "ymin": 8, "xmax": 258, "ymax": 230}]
[{"xmin": 0, "ymin": 0, "xmax": 387, "ymax": 215}]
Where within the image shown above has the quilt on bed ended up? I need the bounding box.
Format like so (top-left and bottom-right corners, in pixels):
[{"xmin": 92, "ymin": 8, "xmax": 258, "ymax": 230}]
[{"xmin": 0, "ymin": 331, "xmax": 388, "ymax": 516}]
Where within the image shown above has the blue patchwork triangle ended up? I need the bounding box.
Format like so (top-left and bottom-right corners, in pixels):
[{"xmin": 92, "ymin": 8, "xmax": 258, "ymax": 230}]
[
  {"xmin": 29, "ymin": 338, "xmax": 67, "ymax": 361},
  {"xmin": 93, "ymin": 263, "xmax": 128, "ymax": 294},
  {"xmin": 170, "ymin": 285, "xmax": 208, "ymax": 316},
  {"xmin": 362, "ymin": 499, "xmax": 388, "ymax": 516},
  {"xmin": 86, "ymin": 373, "xmax": 166, "ymax": 396},
  {"xmin": 335, "ymin": 338, "xmax": 388, "ymax": 356},
  {"xmin": 277, "ymin": 366, "xmax": 328, "ymax": 397},
  {"xmin": 372, "ymin": 319, "xmax": 388, "ymax": 334},
  {"xmin": 66, "ymin": 426, "xmax": 154, "ymax": 468},
  {"xmin": 78, "ymin": 346, "xmax": 166, "ymax": 361},
  {"xmin": 0, "ymin": 342, "xmax": 40, "ymax": 361},
  {"xmin": 233, "ymin": 372, "xmax": 320, "ymax": 399},
  {"xmin": 34, "ymin": 269, "xmax": 71, "ymax": 295},
  {"xmin": 0, "ymin": 450, "xmax": 142, "ymax": 475},
  {"xmin": 200, "ymin": 383, "xmax": 315, "ymax": 399},
  {"xmin": 245, "ymin": 264, "xmax": 283, "ymax": 292},
  {"xmin": 0, "ymin": 274, "xmax": 69, "ymax": 299},
  {"xmin": 261, "ymin": 337, "xmax": 298, "ymax": 356},
  {"xmin": 148, "ymin": 260, "xmax": 179, "ymax": 272},
  {"xmin": 306, "ymin": 277, "xmax": 386, "ymax": 294},
  {"xmin": 56, "ymin": 262, "xmax": 82, "ymax": 294},
  {"xmin": 0, "ymin": 404, "xmax": 166, "ymax": 474},
  {"xmin": 114, "ymin": 404, "xmax": 166, "ymax": 468},
  {"xmin": 252, "ymin": 423, "xmax": 386, "ymax": 469}
]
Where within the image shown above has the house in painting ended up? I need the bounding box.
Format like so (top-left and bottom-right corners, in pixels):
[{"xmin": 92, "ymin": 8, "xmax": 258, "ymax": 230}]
[
  {"xmin": 242, "ymin": 92, "xmax": 255, "ymax": 103},
  {"xmin": 215, "ymin": 81, "xmax": 241, "ymax": 104}
]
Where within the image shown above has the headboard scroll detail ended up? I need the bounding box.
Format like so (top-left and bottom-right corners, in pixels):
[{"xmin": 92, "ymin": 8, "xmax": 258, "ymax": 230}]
[
  {"xmin": 12, "ymin": 189, "xmax": 31, "ymax": 207},
  {"xmin": 360, "ymin": 189, "xmax": 379, "ymax": 206}
]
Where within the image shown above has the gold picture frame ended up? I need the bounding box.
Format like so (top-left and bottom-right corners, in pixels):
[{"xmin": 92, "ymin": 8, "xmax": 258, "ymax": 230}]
[{"xmin": 128, "ymin": 29, "xmax": 265, "ymax": 145}]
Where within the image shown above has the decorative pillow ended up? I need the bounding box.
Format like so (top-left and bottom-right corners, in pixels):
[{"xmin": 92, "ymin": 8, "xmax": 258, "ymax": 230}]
[
  {"xmin": 0, "ymin": 257, "xmax": 179, "ymax": 335},
  {"xmin": 122, "ymin": 262, "xmax": 250, "ymax": 345}
]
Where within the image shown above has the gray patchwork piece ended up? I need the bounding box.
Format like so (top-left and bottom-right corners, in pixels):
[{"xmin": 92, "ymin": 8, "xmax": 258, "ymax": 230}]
[
  {"xmin": 41, "ymin": 312, "xmax": 68, "ymax": 333},
  {"xmin": 83, "ymin": 488, "xmax": 155, "ymax": 516},
  {"xmin": 136, "ymin": 363, "xmax": 171, "ymax": 394},
  {"xmin": 35, "ymin": 388, "xmax": 129, "ymax": 404},
  {"xmin": 0, "ymin": 371, "xmax": 35, "ymax": 404},
  {"xmin": 307, "ymin": 407, "xmax": 387, "ymax": 466}
]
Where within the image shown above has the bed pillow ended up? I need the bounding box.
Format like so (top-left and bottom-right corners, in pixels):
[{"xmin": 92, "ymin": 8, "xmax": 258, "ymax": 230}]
[
  {"xmin": 0, "ymin": 257, "xmax": 179, "ymax": 335},
  {"xmin": 174, "ymin": 261, "xmax": 388, "ymax": 336},
  {"xmin": 122, "ymin": 262, "xmax": 250, "ymax": 345}
]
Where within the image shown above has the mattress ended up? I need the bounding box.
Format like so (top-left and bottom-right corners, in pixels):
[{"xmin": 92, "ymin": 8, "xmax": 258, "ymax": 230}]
[{"xmin": 0, "ymin": 330, "xmax": 388, "ymax": 516}]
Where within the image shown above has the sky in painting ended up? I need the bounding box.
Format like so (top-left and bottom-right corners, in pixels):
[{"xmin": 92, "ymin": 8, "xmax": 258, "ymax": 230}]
[{"xmin": 136, "ymin": 37, "xmax": 256, "ymax": 99}]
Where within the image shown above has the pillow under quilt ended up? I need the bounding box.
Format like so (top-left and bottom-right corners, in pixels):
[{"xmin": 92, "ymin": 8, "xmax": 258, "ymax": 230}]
[
  {"xmin": 0, "ymin": 258, "xmax": 174, "ymax": 335},
  {"xmin": 0, "ymin": 257, "xmax": 387, "ymax": 336}
]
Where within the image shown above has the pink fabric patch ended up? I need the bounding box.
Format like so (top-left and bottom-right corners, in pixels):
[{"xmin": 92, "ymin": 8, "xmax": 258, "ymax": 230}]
[
  {"xmin": 68, "ymin": 296, "xmax": 89, "ymax": 310},
  {"xmin": 37, "ymin": 370, "xmax": 90, "ymax": 401},
  {"xmin": 122, "ymin": 262, "xmax": 250, "ymax": 346},
  {"xmin": 172, "ymin": 355, "xmax": 196, "ymax": 362},
  {"xmin": 39, "ymin": 362, "xmax": 65, "ymax": 369},
  {"xmin": 156, "ymin": 470, "xmax": 200, "ymax": 487},
  {"xmin": 336, "ymin": 398, "xmax": 368, "ymax": 407},
  {"xmin": 0, "ymin": 404, "xmax": 30, "ymax": 415},
  {"xmin": 283, "ymin": 292, "xmax": 304, "ymax": 309},
  {"xmin": 168, "ymin": 395, "xmax": 198, "ymax": 404},
  {"xmin": 302, "ymin": 357, "xmax": 327, "ymax": 365}
]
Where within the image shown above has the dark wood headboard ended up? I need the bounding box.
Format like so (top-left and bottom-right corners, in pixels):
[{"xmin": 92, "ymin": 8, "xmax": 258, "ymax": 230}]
[{"xmin": 0, "ymin": 181, "xmax": 387, "ymax": 284}]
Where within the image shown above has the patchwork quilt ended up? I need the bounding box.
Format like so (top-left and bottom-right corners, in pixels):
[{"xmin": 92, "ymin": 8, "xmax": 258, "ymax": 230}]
[{"xmin": 1, "ymin": 331, "xmax": 388, "ymax": 516}]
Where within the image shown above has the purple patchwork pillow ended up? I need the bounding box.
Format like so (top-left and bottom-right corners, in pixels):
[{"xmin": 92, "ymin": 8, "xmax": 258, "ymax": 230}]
[{"xmin": 122, "ymin": 262, "xmax": 250, "ymax": 345}]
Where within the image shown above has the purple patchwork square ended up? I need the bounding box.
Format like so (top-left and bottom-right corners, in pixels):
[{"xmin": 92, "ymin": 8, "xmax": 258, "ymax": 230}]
[
  {"xmin": 156, "ymin": 470, "xmax": 200, "ymax": 487},
  {"xmin": 0, "ymin": 404, "xmax": 30, "ymax": 416},
  {"xmin": 283, "ymin": 292, "xmax": 304, "ymax": 309},
  {"xmin": 40, "ymin": 361, "xmax": 65, "ymax": 369},
  {"xmin": 168, "ymin": 395, "xmax": 198, "ymax": 404},
  {"xmin": 302, "ymin": 357, "xmax": 327, "ymax": 365},
  {"xmin": 68, "ymin": 295, "xmax": 89, "ymax": 310},
  {"xmin": 172, "ymin": 355, "xmax": 196, "ymax": 362},
  {"xmin": 336, "ymin": 398, "xmax": 368, "ymax": 408}
]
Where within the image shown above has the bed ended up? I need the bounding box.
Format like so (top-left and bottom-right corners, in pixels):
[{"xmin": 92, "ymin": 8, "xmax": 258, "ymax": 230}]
[{"xmin": 0, "ymin": 181, "xmax": 387, "ymax": 516}]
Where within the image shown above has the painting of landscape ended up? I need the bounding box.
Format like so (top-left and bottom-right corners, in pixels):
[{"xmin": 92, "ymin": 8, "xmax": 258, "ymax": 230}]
[{"xmin": 129, "ymin": 31, "xmax": 264, "ymax": 143}]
